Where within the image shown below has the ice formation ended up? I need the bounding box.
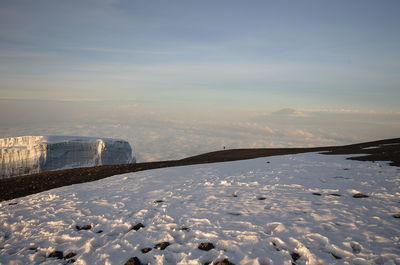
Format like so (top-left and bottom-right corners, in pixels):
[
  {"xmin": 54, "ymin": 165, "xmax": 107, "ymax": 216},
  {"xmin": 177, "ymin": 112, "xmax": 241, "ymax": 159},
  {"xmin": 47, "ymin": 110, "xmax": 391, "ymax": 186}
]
[{"xmin": 0, "ymin": 136, "xmax": 135, "ymax": 178}]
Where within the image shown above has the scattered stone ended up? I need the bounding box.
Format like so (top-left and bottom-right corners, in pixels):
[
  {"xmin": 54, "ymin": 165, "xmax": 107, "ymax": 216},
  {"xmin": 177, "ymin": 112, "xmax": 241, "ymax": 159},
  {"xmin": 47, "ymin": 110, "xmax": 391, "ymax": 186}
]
[
  {"xmin": 141, "ymin": 247, "xmax": 152, "ymax": 253},
  {"xmin": 228, "ymin": 212, "xmax": 241, "ymax": 216},
  {"xmin": 76, "ymin": 224, "xmax": 92, "ymax": 231},
  {"xmin": 154, "ymin": 200, "xmax": 164, "ymax": 203},
  {"xmin": 331, "ymin": 253, "xmax": 342, "ymax": 259},
  {"xmin": 290, "ymin": 252, "xmax": 301, "ymax": 262},
  {"xmin": 180, "ymin": 227, "xmax": 190, "ymax": 231},
  {"xmin": 154, "ymin": 242, "xmax": 170, "ymax": 250},
  {"xmin": 48, "ymin": 250, "xmax": 64, "ymax": 259},
  {"xmin": 353, "ymin": 193, "xmax": 369, "ymax": 198},
  {"xmin": 215, "ymin": 259, "xmax": 235, "ymax": 265},
  {"xmin": 124, "ymin": 257, "xmax": 143, "ymax": 265},
  {"xmin": 96, "ymin": 230, "xmax": 103, "ymax": 233},
  {"xmin": 257, "ymin": 197, "xmax": 266, "ymax": 200},
  {"xmin": 131, "ymin": 223, "xmax": 145, "ymax": 231},
  {"xmin": 330, "ymin": 193, "xmax": 341, "ymax": 197},
  {"xmin": 230, "ymin": 193, "xmax": 238, "ymax": 197},
  {"xmin": 312, "ymin": 192, "xmax": 322, "ymax": 196},
  {"xmin": 64, "ymin": 252, "xmax": 76, "ymax": 259},
  {"xmin": 198, "ymin": 242, "xmax": 215, "ymax": 251},
  {"xmin": 392, "ymin": 213, "xmax": 400, "ymax": 218}
]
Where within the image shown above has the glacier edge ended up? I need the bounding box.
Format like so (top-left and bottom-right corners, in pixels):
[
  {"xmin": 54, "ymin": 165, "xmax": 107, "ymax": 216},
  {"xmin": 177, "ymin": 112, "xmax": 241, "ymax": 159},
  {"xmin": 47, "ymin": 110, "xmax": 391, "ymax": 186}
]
[{"xmin": 0, "ymin": 136, "xmax": 135, "ymax": 179}]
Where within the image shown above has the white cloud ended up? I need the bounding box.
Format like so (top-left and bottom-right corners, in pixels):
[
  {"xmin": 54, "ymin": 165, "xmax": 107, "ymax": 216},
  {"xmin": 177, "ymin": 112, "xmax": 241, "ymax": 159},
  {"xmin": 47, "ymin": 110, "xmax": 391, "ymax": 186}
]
[{"xmin": 270, "ymin": 108, "xmax": 311, "ymax": 118}]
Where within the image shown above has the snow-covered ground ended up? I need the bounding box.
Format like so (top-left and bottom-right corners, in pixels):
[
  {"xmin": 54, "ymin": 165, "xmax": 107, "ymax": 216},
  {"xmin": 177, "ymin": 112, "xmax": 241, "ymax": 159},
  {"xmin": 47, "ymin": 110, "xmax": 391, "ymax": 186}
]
[
  {"xmin": 0, "ymin": 136, "xmax": 135, "ymax": 179},
  {"xmin": 0, "ymin": 152, "xmax": 399, "ymax": 265}
]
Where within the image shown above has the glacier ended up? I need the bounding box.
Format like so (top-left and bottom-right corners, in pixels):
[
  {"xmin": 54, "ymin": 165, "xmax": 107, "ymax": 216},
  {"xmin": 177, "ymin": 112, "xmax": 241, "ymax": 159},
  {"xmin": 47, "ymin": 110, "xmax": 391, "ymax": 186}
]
[{"xmin": 0, "ymin": 136, "xmax": 135, "ymax": 179}]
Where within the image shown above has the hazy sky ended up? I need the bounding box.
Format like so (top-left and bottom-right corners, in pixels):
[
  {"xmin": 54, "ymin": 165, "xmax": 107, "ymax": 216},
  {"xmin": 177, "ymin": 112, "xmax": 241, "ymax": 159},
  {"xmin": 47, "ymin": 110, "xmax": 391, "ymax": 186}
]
[{"xmin": 0, "ymin": 0, "xmax": 399, "ymax": 161}]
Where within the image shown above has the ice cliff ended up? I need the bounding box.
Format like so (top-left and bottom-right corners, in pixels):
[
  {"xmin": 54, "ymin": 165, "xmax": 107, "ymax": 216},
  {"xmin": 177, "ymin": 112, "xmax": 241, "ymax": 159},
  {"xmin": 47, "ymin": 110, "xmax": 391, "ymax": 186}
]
[{"xmin": 0, "ymin": 136, "xmax": 135, "ymax": 179}]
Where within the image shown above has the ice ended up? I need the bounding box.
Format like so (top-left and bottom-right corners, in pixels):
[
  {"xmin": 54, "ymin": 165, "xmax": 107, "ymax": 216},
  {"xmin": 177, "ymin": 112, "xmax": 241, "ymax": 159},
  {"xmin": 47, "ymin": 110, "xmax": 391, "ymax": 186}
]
[
  {"xmin": 0, "ymin": 136, "xmax": 135, "ymax": 179},
  {"xmin": 0, "ymin": 152, "xmax": 399, "ymax": 264}
]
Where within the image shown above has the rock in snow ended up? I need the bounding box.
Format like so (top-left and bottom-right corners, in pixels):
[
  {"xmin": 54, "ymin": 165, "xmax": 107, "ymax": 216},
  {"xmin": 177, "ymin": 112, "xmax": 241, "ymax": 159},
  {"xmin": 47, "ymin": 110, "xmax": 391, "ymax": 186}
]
[{"xmin": 0, "ymin": 136, "xmax": 135, "ymax": 178}]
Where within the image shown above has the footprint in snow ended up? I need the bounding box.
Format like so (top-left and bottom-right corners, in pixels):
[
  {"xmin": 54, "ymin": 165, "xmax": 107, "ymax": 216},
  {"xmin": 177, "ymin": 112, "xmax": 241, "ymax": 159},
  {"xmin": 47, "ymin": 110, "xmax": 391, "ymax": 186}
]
[
  {"xmin": 227, "ymin": 212, "xmax": 242, "ymax": 216},
  {"xmin": 350, "ymin": 241, "xmax": 362, "ymax": 254}
]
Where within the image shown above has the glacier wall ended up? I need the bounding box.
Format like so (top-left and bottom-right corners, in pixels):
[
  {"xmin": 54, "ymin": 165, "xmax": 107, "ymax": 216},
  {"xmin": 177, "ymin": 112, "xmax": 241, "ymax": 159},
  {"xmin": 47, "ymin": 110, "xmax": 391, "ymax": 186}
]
[{"xmin": 0, "ymin": 136, "xmax": 135, "ymax": 179}]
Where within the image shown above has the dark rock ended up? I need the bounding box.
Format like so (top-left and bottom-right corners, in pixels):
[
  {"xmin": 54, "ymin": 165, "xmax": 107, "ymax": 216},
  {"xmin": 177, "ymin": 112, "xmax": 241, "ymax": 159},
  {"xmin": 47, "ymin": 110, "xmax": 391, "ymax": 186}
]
[
  {"xmin": 331, "ymin": 253, "xmax": 342, "ymax": 259},
  {"xmin": 266, "ymin": 161, "xmax": 270, "ymax": 163},
  {"xmin": 141, "ymin": 247, "xmax": 152, "ymax": 253},
  {"xmin": 343, "ymin": 168, "xmax": 350, "ymax": 170},
  {"xmin": 228, "ymin": 212, "xmax": 241, "ymax": 216},
  {"xmin": 291, "ymin": 252, "xmax": 301, "ymax": 262},
  {"xmin": 312, "ymin": 192, "xmax": 322, "ymax": 196},
  {"xmin": 257, "ymin": 197, "xmax": 266, "ymax": 200},
  {"xmin": 8, "ymin": 202, "xmax": 18, "ymax": 205},
  {"xmin": 154, "ymin": 242, "xmax": 170, "ymax": 250},
  {"xmin": 131, "ymin": 223, "xmax": 145, "ymax": 231},
  {"xmin": 124, "ymin": 257, "xmax": 143, "ymax": 265},
  {"xmin": 180, "ymin": 227, "xmax": 190, "ymax": 231},
  {"xmin": 198, "ymin": 242, "xmax": 215, "ymax": 251},
  {"xmin": 353, "ymin": 193, "xmax": 369, "ymax": 198},
  {"xmin": 28, "ymin": 247, "xmax": 37, "ymax": 251},
  {"xmin": 96, "ymin": 230, "xmax": 103, "ymax": 233},
  {"xmin": 64, "ymin": 252, "xmax": 76, "ymax": 259},
  {"xmin": 76, "ymin": 224, "xmax": 92, "ymax": 231},
  {"xmin": 48, "ymin": 250, "xmax": 63, "ymax": 259},
  {"xmin": 67, "ymin": 259, "xmax": 76, "ymax": 263},
  {"xmin": 392, "ymin": 213, "xmax": 400, "ymax": 218},
  {"xmin": 154, "ymin": 200, "xmax": 164, "ymax": 203},
  {"xmin": 215, "ymin": 259, "xmax": 235, "ymax": 265},
  {"xmin": 230, "ymin": 193, "xmax": 238, "ymax": 197},
  {"xmin": 330, "ymin": 193, "xmax": 341, "ymax": 197}
]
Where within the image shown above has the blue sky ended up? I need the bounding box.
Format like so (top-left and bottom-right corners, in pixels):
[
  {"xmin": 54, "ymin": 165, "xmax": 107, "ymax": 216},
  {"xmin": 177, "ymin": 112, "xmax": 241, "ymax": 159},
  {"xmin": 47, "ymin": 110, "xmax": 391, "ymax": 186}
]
[
  {"xmin": 1, "ymin": 0, "xmax": 399, "ymax": 110},
  {"xmin": 0, "ymin": 0, "xmax": 399, "ymax": 159}
]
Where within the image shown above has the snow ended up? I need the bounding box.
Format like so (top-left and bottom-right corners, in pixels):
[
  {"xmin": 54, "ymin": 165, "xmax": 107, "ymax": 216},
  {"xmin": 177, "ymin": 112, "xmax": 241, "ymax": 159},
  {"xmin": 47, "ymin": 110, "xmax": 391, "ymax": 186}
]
[
  {"xmin": 0, "ymin": 136, "xmax": 135, "ymax": 179},
  {"xmin": 362, "ymin": 143, "xmax": 400, "ymax": 150},
  {"xmin": 0, "ymin": 152, "xmax": 399, "ymax": 265}
]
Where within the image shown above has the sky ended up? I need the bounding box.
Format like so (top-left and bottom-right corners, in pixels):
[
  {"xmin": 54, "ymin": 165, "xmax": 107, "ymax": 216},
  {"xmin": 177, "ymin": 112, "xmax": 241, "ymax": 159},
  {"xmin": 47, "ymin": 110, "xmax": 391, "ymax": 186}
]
[{"xmin": 0, "ymin": 0, "xmax": 399, "ymax": 161}]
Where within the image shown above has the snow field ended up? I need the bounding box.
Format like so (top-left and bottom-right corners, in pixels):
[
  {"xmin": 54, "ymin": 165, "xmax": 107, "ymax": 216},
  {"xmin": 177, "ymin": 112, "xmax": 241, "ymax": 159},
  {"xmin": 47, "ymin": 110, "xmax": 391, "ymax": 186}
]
[{"xmin": 0, "ymin": 152, "xmax": 399, "ymax": 265}]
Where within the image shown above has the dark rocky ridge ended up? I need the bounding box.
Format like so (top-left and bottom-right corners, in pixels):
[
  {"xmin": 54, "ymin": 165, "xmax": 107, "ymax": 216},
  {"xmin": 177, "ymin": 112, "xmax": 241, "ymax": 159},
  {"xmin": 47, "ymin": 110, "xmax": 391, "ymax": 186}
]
[{"xmin": 1, "ymin": 138, "xmax": 399, "ymax": 201}]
